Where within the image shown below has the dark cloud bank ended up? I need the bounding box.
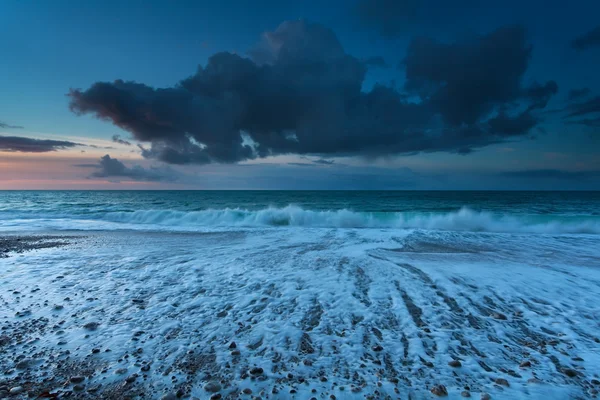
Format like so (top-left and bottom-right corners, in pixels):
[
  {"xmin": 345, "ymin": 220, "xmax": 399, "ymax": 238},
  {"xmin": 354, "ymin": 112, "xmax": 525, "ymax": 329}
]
[
  {"xmin": 69, "ymin": 20, "xmax": 557, "ymax": 165},
  {"xmin": 0, "ymin": 135, "xmax": 80, "ymax": 152}
]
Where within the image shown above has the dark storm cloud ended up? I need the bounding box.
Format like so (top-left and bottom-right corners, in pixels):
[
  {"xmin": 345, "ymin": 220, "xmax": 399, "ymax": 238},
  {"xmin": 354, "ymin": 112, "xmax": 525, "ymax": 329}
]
[
  {"xmin": 86, "ymin": 154, "xmax": 179, "ymax": 182},
  {"xmin": 403, "ymin": 26, "xmax": 550, "ymax": 126},
  {"xmin": 69, "ymin": 21, "xmax": 556, "ymax": 165},
  {"xmin": 567, "ymin": 88, "xmax": 591, "ymax": 101},
  {"xmin": 501, "ymin": 169, "xmax": 600, "ymax": 180},
  {"xmin": 112, "ymin": 134, "xmax": 132, "ymax": 146},
  {"xmin": 487, "ymin": 111, "xmax": 537, "ymax": 136},
  {"xmin": 0, "ymin": 135, "xmax": 80, "ymax": 152},
  {"xmin": 0, "ymin": 121, "xmax": 24, "ymax": 129},
  {"xmin": 571, "ymin": 25, "xmax": 600, "ymax": 50}
]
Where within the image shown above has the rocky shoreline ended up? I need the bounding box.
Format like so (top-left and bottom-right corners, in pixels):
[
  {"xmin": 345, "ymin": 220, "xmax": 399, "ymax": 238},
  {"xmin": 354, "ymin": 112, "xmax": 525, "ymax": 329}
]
[
  {"xmin": 1, "ymin": 236, "xmax": 77, "ymax": 259},
  {"xmin": 1, "ymin": 231, "xmax": 599, "ymax": 399}
]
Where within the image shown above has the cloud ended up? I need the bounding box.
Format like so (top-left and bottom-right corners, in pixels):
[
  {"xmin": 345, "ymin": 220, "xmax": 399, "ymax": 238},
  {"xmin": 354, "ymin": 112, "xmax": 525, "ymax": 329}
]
[
  {"xmin": 0, "ymin": 135, "xmax": 80, "ymax": 152},
  {"xmin": 112, "ymin": 134, "xmax": 132, "ymax": 146},
  {"xmin": 571, "ymin": 25, "xmax": 600, "ymax": 51},
  {"xmin": 404, "ymin": 26, "xmax": 552, "ymax": 126},
  {"xmin": 85, "ymin": 154, "xmax": 180, "ymax": 182},
  {"xmin": 313, "ymin": 158, "xmax": 335, "ymax": 165},
  {"xmin": 565, "ymin": 96, "xmax": 600, "ymax": 117},
  {"xmin": 0, "ymin": 121, "xmax": 24, "ymax": 129},
  {"xmin": 567, "ymin": 88, "xmax": 591, "ymax": 101},
  {"xmin": 88, "ymin": 144, "xmax": 115, "ymax": 150},
  {"xmin": 69, "ymin": 21, "xmax": 555, "ymax": 165}
]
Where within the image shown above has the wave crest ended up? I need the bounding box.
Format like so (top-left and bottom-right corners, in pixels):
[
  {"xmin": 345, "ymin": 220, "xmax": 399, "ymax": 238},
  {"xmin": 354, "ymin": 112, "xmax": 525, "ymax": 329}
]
[{"xmin": 100, "ymin": 206, "xmax": 600, "ymax": 234}]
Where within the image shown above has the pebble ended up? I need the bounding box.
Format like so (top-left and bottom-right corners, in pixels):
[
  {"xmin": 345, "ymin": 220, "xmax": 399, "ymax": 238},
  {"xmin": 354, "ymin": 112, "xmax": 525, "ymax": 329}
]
[
  {"xmin": 448, "ymin": 360, "xmax": 462, "ymax": 368},
  {"xmin": 495, "ymin": 378, "xmax": 509, "ymax": 387},
  {"xmin": 430, "ymin": 384, "xmax": 448, "ymax": 396},
  {"xmin": 83, "ymin": 322, "xmax": 100, "ymax": 330},
  {"xmin": 74, "ymin": 384, "xmax": 85, "ymax": 391},
  {"xmin": 481, "ymin": 394, "xmax": 491, "ymax": 400},
  {"xmin": 492, "ymin": 312, "xmax": 507, "ymax": 320},
  {"xmin": 210, "ymin": 395, "xmax": 222, "ymax": 400},
  {"xmin": 461, "ymin": 391, "xmax": 471, "ymax": 397},
  {"xmin": 161, "ymin": 394, "xmax": 178, "ymax": 400},
  {"xmin": 372, "ymin": 345, "xmax": 383, "ymax": 352},
  {"xmin": 229, "ymin": 342, "xmax": 237, "ymax": 349},
  {"xmin": 70, "ymin": 376, "xmax": 85, "ymax": 383},
  {"xmin": 242, "ymin": 388, "xmax": 252, "ymax": 394},
  {"xmin": 249, "ymin": 367, "xmax": 264, "ymax": 375},
  {"xmin": 115, "ymin": 368, "xmax": 127, "ymax": 375},
  {"xmin": 15, "ymin": 359, "xmax": 33, "ymax": 369},
  {"xmin": 519, "ymin": 360, "xmax": 531, "ymax": 368},
  {"xmin": 204, "ymin": 381, "xmax": 222, "ymax": 393},
  {"xmin": 562, "ymin": 368, "xmax": 578, "ymax": 377},
  {"xmin": 10, "ymin": 386, "xmax": 24, "ymax": 395}
]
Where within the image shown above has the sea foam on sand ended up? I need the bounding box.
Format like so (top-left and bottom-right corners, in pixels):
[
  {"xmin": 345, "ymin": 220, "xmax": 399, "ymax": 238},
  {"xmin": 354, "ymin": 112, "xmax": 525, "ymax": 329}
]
[{"xmin": 1, "ymin": 227, "xmax": 599, "ymax": 399}]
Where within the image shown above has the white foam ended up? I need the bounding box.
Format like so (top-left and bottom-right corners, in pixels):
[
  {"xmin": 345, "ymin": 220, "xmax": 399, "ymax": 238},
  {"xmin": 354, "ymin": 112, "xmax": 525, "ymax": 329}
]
[
  {"xmin": 2, "ymin": 206, "xmax": 599, "ymax": 234},
  {"xmin": 1, "ymin": 228, "xmax": 599, "ymax": 398}
]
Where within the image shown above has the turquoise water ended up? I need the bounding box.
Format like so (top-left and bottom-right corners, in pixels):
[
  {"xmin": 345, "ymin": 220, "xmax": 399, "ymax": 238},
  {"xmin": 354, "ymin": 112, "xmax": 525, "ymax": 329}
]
[{"xmin": 0, "ymin": 190, "xmax": 599, "ymax": 233}]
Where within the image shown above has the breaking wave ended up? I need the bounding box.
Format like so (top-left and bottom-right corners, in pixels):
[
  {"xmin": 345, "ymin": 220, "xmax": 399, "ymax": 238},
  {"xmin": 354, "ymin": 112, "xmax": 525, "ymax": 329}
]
[{"xmin": 98, "ymin": 206, "xmax": 600, "ymax": 234}]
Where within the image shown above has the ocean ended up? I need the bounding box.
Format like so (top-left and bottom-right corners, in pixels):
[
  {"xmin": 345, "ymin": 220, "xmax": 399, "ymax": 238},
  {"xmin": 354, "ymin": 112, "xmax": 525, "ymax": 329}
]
[{"xmin": 1, "ymin": 191, "xmax": 599, "ymax": 399}]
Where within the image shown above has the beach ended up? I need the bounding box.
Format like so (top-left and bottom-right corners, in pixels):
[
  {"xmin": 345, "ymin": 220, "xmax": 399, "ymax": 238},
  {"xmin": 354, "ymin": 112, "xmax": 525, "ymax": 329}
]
[{"xmin": 1, "ymin": 218, "xmax": 599, "ymax": 399}]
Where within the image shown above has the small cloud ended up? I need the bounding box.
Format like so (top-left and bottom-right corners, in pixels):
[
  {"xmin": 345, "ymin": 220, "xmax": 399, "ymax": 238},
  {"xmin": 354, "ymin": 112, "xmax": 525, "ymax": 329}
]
[
  {"xmin": 567, "ymin": 88, "xmax": 591, "ymax": 101},
  {"xmin": 571, "ymin": 25, "xmax": 600, "ymax": 51},
  {"xmin": 313, "ymin": 158, "xmax": 335, "ymax": 165},
  {"xmin": 0, "ymin": 121, "xmax": 24, "ymax": 129},
  {"xmin": 0, "ymin": 135, "xmax": 80, "ymax": 152},
  {"xmin": 112, "ymin": 134, "xmax": 132, "ymax": 146},
  {"xmin": 87, "ymin": 144, "xmax": 116, "ymax": 150},
  {"xmin": 83, "ymin": 154, "xmax": 180, "ymax": 182},
  {"xmin": 565, "ymin": 96, "xmax": 600, "ymax": 118}
]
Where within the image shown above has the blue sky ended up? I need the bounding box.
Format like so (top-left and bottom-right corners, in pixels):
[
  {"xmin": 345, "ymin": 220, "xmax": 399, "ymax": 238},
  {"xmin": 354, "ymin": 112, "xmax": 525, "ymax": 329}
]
[{"xmin": 1, "ymin": 0, "xmax": 599, "ymax": 189}]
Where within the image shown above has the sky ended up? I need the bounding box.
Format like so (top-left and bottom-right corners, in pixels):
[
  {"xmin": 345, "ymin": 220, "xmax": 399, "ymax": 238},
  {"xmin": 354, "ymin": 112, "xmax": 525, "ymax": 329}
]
[{"xmin": 1, "ymin": 0, "xmax": 599, "ymax": 190}]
